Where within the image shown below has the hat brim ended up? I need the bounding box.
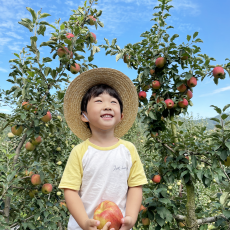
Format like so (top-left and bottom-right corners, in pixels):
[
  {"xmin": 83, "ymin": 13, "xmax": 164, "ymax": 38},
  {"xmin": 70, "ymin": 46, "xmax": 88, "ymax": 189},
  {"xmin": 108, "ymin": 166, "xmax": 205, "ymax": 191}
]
[{"xmin": 64, "ymin": 68, "xmax": 139, "ymax": 141}]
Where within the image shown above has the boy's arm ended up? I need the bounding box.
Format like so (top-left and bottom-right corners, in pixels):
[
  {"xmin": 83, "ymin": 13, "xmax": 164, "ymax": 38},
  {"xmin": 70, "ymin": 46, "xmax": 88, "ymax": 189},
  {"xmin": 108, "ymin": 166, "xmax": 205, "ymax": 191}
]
[
  {"xmin": 64, "ymin": 188, "xmax": 89, "ymax": 229},
  {"xmin": 124, "ymin": 185, "xmax": 143, "ymax": 227}
]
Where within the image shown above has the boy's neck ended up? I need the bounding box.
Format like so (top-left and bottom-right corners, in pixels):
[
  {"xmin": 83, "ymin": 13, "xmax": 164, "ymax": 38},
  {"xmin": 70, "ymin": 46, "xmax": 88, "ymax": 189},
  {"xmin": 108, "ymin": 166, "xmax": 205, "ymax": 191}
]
[{"xmin": 88, "ymin": 136, "xmax": 119, "ymax": 148}]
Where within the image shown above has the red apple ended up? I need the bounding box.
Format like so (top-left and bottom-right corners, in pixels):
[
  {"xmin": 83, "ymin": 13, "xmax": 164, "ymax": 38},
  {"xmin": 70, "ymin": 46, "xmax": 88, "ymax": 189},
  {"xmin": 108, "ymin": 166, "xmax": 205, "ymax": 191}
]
[
  {"xmin": 22, "ymin": 102, "xmax": 32, "ymax": 110},
  {"xmin": 142, "ymin": 218, "xmax": 150, "ymax": 226},
  {"xmin": 156, "ymin": 97, "xmax": 164, "ymax": 103},
  {"xmin": 93, "ymin": 200, "xmax": 123, "ymax": 230},
  {"xmin": 138, "ymin": 91, "xmax": 147, "ymax": 100},
  {"xmin": 151, "ymin": 133, "xmax": 158, "ymax": 138},
  {"xmin": 213, "ymin": 66, "xmax": 225, "ymax": 78},
  {"xmin": 11, "ymin": 125, "xmax": 23, "ymax": 136},
  {"xmin": 186, "ymin": 90, "xmax": 193, "ymax": 99},
  {"xmin": 88, "ymin": 15, "xmax": 96, "ymax": 25},
  {"xmin": 31, "ymin": 174, "xmax": 41, "ymax": 185},
  {"xmin": 25, "ymin": 142, "xmax": 35, "ymax": 151},
  {"xmin": 60, "ymin": 202, "xmax": 67, "ymax": 208},
  {"xmin": 41, "ymin": 111, "xmax": 52, "ymax": 122},
  {"xmin": 31, "ymin": 136, "xmax": 42, "ymax": 146},
  {"xmin": 177, "ymin": 84, "xmax": 187, "ymax": 92},
  {"xmin": 66, "ymin": 33, "xmax": 74, "ymax": 40},
  {"xmin": 139, "ymin": 205, "xmax": 147, "ymax": 213},
  {"xmin": 187, "ymin": 77, "xmax": 197, "ymax": 88},
  {"xmin": 150, "ymin": 69, "xmax": 155, "ymax": 75},
  {"xmin": 165, "ymin": 99, "xmax": 174, "ymax": 109},
  {"xmin": 57, "ymin": 47, "xmax": 73, "ymax": 58},
  {"xmin": 178, "ymin": 98, "xmax": 188, "ymax": 108},
  {"xmin": 70, "ymin": 63, "xmax": 80, "ymax": 74},
  {"xmin": 89, "ymin": 32, "xmax": 96, "ymax": 43},
  {"xmin": 42, "ymin": 183, "xmax": 53, "ymax": 194},
  {"xmin": 152, "ymin": 80, "xmax": 161, "ymax": 89},
  {"xmin": 152, "ymin": 175, "xmax": 161, "ymax": 183},
  {"xmin": 155, "ymin": 57, "xmax": 166, "ymax": 68}
]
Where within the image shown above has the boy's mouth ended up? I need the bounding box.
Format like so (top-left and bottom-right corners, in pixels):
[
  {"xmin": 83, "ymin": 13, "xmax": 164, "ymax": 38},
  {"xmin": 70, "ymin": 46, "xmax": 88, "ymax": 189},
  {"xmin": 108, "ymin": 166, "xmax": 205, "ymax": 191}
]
[{"xmin": 101, "ymin": 114, "xmax": 113, "ymax": 119}]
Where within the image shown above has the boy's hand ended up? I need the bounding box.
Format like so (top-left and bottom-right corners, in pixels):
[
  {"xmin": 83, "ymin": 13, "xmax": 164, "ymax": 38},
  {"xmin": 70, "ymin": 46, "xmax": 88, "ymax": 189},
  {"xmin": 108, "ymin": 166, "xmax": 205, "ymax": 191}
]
[
  {"xmin": 120, "ymin": 216, "xmax": 133, "ymax": 230},
  {"xmin": 84, "ymin": 219, "xmax": 115, "ymax": 230}
]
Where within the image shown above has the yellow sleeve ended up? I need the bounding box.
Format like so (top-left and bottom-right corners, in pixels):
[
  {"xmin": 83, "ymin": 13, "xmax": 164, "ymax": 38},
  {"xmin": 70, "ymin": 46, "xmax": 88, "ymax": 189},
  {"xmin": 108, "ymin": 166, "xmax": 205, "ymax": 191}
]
[
  {"xmin": 127, "ymin": 142, "xmax": 148, "ymax": 187},
  {"xmin": 58, "ymin": 143, "xmax": 85, "ymax": 191}
]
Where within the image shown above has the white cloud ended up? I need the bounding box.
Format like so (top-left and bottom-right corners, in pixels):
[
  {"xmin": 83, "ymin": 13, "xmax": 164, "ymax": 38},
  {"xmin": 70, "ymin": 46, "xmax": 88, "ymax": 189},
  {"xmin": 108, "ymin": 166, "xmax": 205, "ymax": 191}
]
[
  {"xmin": 5, "ymin": 32, "xmax": 23, "ymax": 39},
  {"xmin": 0, "ymin": 108, "xmax": 10, "ymax": 112},
  {"xmin": 0, "ymin": 67, "xmax": 8, "ymax": 72},
  {"xmin": 199, "ymin": 86, "xmax": 230, "ymax": 97}
]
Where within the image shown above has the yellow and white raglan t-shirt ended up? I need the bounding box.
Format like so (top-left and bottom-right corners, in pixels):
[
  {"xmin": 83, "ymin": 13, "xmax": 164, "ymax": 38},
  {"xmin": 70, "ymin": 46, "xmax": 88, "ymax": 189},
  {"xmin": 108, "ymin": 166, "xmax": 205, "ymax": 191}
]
[{"xmin": 58, "ymin": 138, "xmax": 148, "ymax": 230}]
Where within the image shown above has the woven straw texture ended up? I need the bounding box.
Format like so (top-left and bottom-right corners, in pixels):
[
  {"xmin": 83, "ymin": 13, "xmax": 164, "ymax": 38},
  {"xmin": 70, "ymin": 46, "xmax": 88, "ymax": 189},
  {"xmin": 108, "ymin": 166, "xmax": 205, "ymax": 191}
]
[{"xmin": 64, "ymin": 68, "xmax": 138, "ymax": 141}]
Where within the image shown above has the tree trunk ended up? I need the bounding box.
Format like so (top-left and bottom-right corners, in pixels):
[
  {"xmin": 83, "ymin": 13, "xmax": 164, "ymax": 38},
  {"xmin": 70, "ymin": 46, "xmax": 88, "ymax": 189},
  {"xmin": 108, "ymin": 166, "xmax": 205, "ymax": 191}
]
[
  {"xmin": 58, "ymin": 222, "xmax": 63, "ymax": 230},
  {"xmin": 185, "ymin": 180, "xmax": 198, "ymax": 230}
]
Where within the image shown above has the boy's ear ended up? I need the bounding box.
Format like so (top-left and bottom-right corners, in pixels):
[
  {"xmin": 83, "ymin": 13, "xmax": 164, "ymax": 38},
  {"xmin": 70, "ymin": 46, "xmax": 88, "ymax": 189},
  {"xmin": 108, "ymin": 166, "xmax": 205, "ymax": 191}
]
[
  {"xmin": 81, "ymin": 112, "xmax": 88, "ymax": 122},
  {"xmin": 121, "ymin": 113, "xmax": 124, "ymax": 120}
]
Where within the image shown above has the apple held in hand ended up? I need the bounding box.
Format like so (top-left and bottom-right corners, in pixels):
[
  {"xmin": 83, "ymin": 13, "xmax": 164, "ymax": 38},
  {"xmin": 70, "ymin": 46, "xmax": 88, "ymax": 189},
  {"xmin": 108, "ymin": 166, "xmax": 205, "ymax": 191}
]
[{"xmin": 93, "ymin": 200, "xmax": 123, "ymax": 230}]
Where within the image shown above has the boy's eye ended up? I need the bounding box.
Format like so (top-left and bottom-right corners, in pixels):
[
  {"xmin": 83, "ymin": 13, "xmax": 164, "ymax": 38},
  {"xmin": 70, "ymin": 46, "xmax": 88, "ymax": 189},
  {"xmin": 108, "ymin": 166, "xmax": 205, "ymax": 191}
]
[{"xmin": 95, "ymin": 100, "xmax": 117, "ymax": 103}]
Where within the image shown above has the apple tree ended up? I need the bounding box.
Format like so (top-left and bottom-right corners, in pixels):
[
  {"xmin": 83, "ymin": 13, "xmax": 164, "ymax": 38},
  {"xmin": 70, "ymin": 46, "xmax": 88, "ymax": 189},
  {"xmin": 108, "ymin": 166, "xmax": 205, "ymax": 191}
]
[
  {"xmin": 0, "ymin": 0, "xmax": 104, "ymax": 229},
  {"xmin": 99, "ymin": 0, "xmax": 230, "ymax": 229}
]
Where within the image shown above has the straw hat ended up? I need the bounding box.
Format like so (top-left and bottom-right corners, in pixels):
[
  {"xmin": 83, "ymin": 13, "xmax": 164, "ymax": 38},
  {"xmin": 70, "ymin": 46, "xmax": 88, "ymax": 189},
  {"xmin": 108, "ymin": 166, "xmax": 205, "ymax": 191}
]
[{"xmin": 63, "ymin": 68, "xmax": 138, "ymax": 141}]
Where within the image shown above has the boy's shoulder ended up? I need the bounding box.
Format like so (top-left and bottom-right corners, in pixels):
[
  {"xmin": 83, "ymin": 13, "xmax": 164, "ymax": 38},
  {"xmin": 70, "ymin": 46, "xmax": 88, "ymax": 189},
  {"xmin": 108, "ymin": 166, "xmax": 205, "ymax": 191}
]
[{"xmin": 120, "ymin": 139, "xmax": 137, "ymax": 152}]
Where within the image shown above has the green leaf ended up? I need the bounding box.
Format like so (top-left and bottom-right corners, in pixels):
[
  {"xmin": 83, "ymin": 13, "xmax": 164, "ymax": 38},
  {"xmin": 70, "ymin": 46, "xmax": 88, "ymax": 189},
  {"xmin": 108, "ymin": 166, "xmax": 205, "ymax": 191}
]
[
  {"xmin": 111, "ymin": 38, "xmax": 117, "ymax": 46},
  {"xmin": 116, "ymin": 53, "xmax": 123, "ymax": 62},
  {"xmin": 26, "ymin": 128, "xmax": 34, "ymax": 137},
  {"xmin": 178, "ymin": 121, "xmax": 183, "ymax": 126},
  {"xmin": 18, "ymin": 21, "xmax": 33, "ymax": 32},
  {"xmin": 39, "ymin": 13, "xmax": 51, "ymax": 19},
  {"xmin": 193, "ymin": 31, "xmax": 199, "ymax": 39},
  {"xmin": 215, "ymin": 124, "xmax": 222, "ymax": 129},
  {"xmin": 191, "ymin": 155, "xmax": 197, "ymax": 168},
  {"xmin": 220, "ymin": 192, "xmax": 229, "ymax": 205},
  {"xmin": 187, "ymin": 35, "xmax": 191, "ymax": 42},
  {"xmin": 37, "ymin": 25, "xmax": 46, "ymax": 36},
  {"xmin": 104, "ymin": 38, "xmax": 109, "ymax": 46},
  {"xmin": 96, "ymin": 10, "xmax": 102, "ymax": 17},
  {"xmin": 60, "ymin": 24, "xmax": 65, "ymax": 30},
  {"xmin": 44, "ymin": 67, "xmax": 51, "ymax": 76},
  {"xmin": 210, "ymin": 105, "xmax": 222, "ymax": 114},
  {"xmin": 155, "ymin": 213, "xmax": 165, "ymax": 227},
  {"xmin": 43, "ymin": 57, "xmax": 52, "ymax": 63},
  {"xmin": 78, "ymin": 9, "xmax": 84, "ymax": 15},
  {"xmin": 210, "ymin": 118, "xmax": 220, "ymax": 123},
  {"xmin": 170, "ymin": 34, "xmax": 179, "ymax": 42},
  {"xmin": 26, "ymin": 7, "xmax": 37, "ymax": 23},
  {"xmin": 223, "ymin": 104, "xmax": 230, "ymax": 112},
  {"xmin": 223, "ymin": 210, "xmax": 230, "ymax": 218},
  {"xmin": 214, "ymin": 77, "xmax": 218, "ymax": 85},
  {"xmin": 221, "ymin": 113, "xmax": 229, "ymax": 120},
  {"xmin": 220, "ymin": 150, "xmax": 228, "ymax": 161},
  {"xmin": 97, "ymin": 21, "xmax": 104, "ymax": 28},
  {"xmin": 225, "ymin": 142, "xmax": 230, "ymax": 151}
]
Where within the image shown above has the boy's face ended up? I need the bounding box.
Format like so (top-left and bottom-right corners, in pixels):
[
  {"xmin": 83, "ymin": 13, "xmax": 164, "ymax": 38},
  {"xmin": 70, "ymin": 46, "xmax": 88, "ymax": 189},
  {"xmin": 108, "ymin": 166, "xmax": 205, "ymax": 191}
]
[{"xmin": 81, "ymin": 92, "xmax": 124, "ymax": 132}]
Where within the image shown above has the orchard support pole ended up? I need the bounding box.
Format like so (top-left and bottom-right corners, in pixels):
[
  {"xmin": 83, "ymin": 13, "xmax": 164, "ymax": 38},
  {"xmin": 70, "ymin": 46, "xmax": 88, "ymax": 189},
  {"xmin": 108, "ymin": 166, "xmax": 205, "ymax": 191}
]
[
  {"xmin": 186, "ymin": 180, "xmax": 197, "ymax": 230},
  {"xmin": 170, "ymin": 115, "xmax": 178, "ymax": 145}
]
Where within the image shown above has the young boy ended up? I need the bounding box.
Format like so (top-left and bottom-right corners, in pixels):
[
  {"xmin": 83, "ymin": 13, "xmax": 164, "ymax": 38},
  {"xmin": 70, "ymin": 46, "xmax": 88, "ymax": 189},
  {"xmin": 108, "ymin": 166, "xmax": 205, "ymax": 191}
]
[{"xmin": 58, "ymin": 68, "xmax": 148, "ymax": 230}]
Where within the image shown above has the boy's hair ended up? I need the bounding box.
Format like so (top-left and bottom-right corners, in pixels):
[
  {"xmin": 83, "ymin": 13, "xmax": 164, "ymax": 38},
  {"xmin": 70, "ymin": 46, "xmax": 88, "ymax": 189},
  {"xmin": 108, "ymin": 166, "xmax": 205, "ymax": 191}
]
[{"xmin": 81, "ymin": 84, "xmax": 123, "ymax": 132}]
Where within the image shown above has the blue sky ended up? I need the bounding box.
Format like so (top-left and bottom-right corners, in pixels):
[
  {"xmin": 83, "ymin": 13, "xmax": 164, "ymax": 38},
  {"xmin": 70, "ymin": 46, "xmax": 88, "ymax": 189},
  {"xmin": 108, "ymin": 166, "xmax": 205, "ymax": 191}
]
[{"xmin": 0, "ymin": 0, "xmax": 230, "ymax": 119}]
